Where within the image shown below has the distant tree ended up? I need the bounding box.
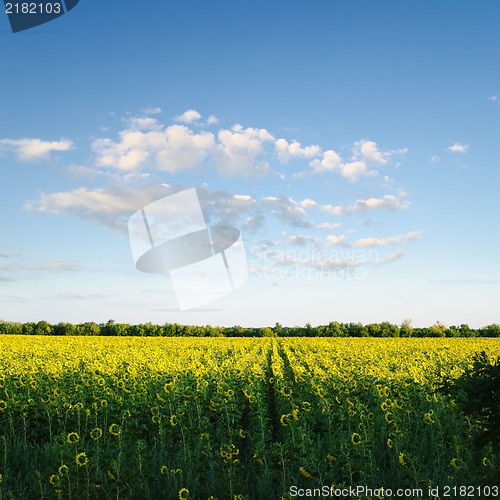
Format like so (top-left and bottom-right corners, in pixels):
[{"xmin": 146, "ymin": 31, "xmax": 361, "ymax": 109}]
[
  {"xmin": 35, "ymin": 320, "xmax": 52, "ymax": 335},
  {"xmin": 54, "ymin": 322, "xmax": 78, "ymax": 336},
  {"xmin": 400, "ymin": 319, "xmax": 413, "ymax": 338},
  {"xmin": 326, "ymin": 321, "xmax": 343, "ymax": 337},
  {"xmin": 257, "ymin": 327, "xmax": 273, "ymax": 337},
  {"xmin": 0, "ymin": 321, "xmax": 22, "ymax": 335},
  {"xmin": 429, "ymin": 321, "xmax": 446, "ymax": 337},
  {"xmin": 78, "ymin": 322, "xmax": 100, "ymax": 336},
  {"xmin": 459, "ymin": 324, "xmax": 474, "ymax": 337},
  {"xmin": 273, "ymin": 322, "xmax": 283, "ymax": 337},
  {"xmin": 445, "ymin": 325, "xmax": 460, "ymax": 338},
  {"xmin": 22, "ymin": 322, "xmax": 36, "ymax": 335},
  {"xmin": 480, "ymin": 324, "xmax": 500, "ymax": 337},
  {"xmin": 379, "ymin": 321, "xmax": 400, "ymax": 337},
  {"xmin": 367, "ymin": 323, "xmax": 381, "ymax": 337}
]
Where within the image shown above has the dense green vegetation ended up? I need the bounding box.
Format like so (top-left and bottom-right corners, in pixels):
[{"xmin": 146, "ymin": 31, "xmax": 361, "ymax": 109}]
[
  {"xmin": 0, "ymin": 336, "xmax": 498, "ymax": 499},
  {"xmin": 0, "ymin": 319, "xmax": 498, "ymax": 337}
]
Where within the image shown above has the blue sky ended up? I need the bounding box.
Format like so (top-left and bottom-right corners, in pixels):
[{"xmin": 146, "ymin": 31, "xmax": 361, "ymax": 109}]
[{"xmin": 0, "ymin": 1, "xmax": 499, "ymax": 327}]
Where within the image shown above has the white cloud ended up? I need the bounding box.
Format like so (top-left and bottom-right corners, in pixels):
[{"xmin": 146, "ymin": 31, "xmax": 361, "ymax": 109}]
[
  {"xmin": 315, "ymin": 222, "xmax": 341, "ymax": 230},
  {"xmin": 430, "ymin": 155, "xmax": 441, "ymax": 163},
  {"xmin": 326, "ymin": 231, "xmax": 421, "ymax": 248},
  {"xmin": 261, "ymin": 195, "xmax": 312, "ymax": 227},
  {"xmin": 25, "ymin": 184, "xmax": 174, "ymax": 232},
  {"xmin": 320, "ymin": 194, "xmax": 410, "ymax": 216},
  {"xmin": 142, "ymin": 106, "xmax": 162, "ymax": 115},
  {"xmin": 126, "ymin": 116, "xmax": 163, "ymax": 131},
  {"xmin": 303, "ymin": 139, "xmax": 407, "ymax": 181},
  {"xmin": 86, "ymin": 112, "xmax": 408, "ymax": 183},
  {"xmin": 339, "ymin": 160, "xmax": 371, "ymax": 181},
  {"xmin": 0, "ymin": 138, "xmax": 73, "ymax": 161},
  {"xmin": 373, "ymin": 250, "xmax": 405, "ymax": 266},
  {"xmin": 275, "ymin": 138, "xmax": 321, "ymax": 163},
  {"xmin": 92, "ymin": 125, "xmax": 217, "ymax": 172},
  {"xmin": 284, "ymin": 234, "xmax": 321, "ymax": 245},
  {"xmin": 198, "ymin": 189, "xmax": 257, "ymax": 226},
  {"xmin": 25, "ymin": 184, "xmax": 261, "ymax": 234},
  {"xmin": 157, "ymin": 126, "xmax": 216, "ymax": 173},
  {"xmin": 300, "ymin": 198, "xmax": 318, "ymax": 208},
  {"xmin": 325, "ymin": 235, "xmax": 348, "ymax": 246},
  {"xmin": 447, "ymin": 142, "xmax": 469, "ymax": 153},
  {"xmin": 309, "ymin": 149, "xmax": 342, "ymax": 173},
  {"xmin": 215, "ymin": 125, "xmax": 275, "ymax": 177},
  {"xmin": 174, "ymin": 109, "xmax": 202, "ymax": 123},
  {"xmin": 488, "ymin": 96, "xmax": 498, "ymax": 102},
  {"xmin": 354, "ymin": 140, "xmax": 388, "ymax": 164}
]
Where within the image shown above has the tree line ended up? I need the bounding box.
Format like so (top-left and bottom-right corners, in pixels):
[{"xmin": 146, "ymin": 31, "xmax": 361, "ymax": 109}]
[{"xmin": 0, "ymin": 319, "xmax": 499, "ymax": 337}]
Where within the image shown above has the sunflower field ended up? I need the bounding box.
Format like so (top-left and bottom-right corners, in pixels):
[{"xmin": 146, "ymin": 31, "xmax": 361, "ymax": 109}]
[{"xmin": 0, "ymin": 336, "xmax": 498, "ymax": 499}]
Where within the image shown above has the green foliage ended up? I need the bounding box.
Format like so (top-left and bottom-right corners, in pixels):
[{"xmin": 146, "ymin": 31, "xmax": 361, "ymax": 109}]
[
  {"xmin": 0, "ymin": 320, "xmax": 498, "ymax": 337},
  {"xmin": 441, "ymin": 351, "xmax": 500, "ymax": 452}
]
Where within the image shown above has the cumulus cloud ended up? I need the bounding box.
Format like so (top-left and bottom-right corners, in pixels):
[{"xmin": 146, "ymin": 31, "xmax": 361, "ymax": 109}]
[
  {"xmin": 300, "ymin": 198, "xmax": 318, "ymax": 208},
  {"xmin": 275, "ymin": 138, "xmax": 321, "ymax": 163},
  {"xmin": 215, "ymin": 125, "xmax": 275, "ymax": 177},
  {"xmin": 447, "ymin": 142, "xmax": 469, "ymax": 153},
  {"xmin": 354, "ymin": 140, "xmax": 388, "ymax": 164},
  {"xmin": 174, "ymin": 109, "xmax": 202, "ymax": 123},
  {"xmin": 308, "ymin": 149, "xmax": 342, "ymax": 174},
  {"xmin": 339, "ymin": 160, "xmax": 371, "ymax": 181},
  {"xmin": 92, "ymin": 125, "xmax": 217, "ymax": 172},
  {"xmin": 82, "ymin": 110, "xmax": 408, "ymax": 183},
  {"xmin": 320, "ymin": 194, "xmax": 410, "ymax": 216},
  {"xmin": 0, "ymin": 138, "xmax": 73, "ymax": 161}
]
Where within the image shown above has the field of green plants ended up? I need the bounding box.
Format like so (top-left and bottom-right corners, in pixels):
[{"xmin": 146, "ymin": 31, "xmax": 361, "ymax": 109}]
[{"xmin": 0, "ymin": 336, "xmax": 498, "ymax": 499}]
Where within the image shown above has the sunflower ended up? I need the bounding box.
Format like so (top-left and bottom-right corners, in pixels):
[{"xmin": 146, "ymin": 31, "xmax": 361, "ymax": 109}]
[
  {"xmin": 108, "ymin": 423, "xmax": 121, "ymax": 436},
  {"xmin": 178, "ymin": 487, "xmax": 189, "ymax": 499},
  {"xmin": 49, "ymin": 474, "xmax": 61, "ymax": 486},
  {"xmin": 75, "ymin": 452, "xmax": 89, "ymax": 467},
  {"xmin": 90, "ymin": 428, "xmax": 102, "ymax": 440},
  {"xmin": 67, "ymin": 432, "xmax": 79, "ymax": 445},
  {"xmin": 58, "ymin": 464, "xmax": 69, "ymax": 475},
  {"xmin": 351, "ymin": 432, "xmax": 362, "ymax": 445},
  {"xmin": 299, "ymin": 466, "xmax": 313, "ymax": 478}
]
